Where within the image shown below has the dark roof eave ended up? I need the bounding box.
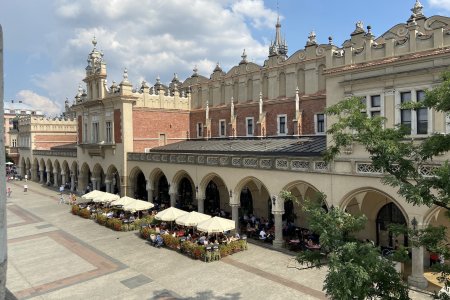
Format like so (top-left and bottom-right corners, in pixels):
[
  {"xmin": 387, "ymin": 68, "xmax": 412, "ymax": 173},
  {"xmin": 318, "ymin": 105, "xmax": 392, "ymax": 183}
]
[{"xmin": 149, "ymin": 149, "xmax": 324, "ymax": 157}]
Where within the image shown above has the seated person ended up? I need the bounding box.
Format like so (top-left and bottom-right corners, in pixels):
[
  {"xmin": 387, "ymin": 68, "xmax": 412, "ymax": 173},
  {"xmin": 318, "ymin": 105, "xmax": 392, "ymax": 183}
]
[
  {"xmin": 106, "ymin": 211, "xmax": 114, "ymax": 218},
  {"xmin": 129, "ymin": 215, "xmax": 135, "ymax": 222},
  {"xmin": 155, "ymin": 234, "xmax": 163, "ymax": 247},
  {"xmin": 259, "ymin": 229, "xmax": 267, "ymax": 240},
  {"xmin": 198, "ymin": 235, "xmax": 206, "ymax": 244},
  {"xmin": 119, "ymin": 212, "xmax": 125, "ymax": 219}
]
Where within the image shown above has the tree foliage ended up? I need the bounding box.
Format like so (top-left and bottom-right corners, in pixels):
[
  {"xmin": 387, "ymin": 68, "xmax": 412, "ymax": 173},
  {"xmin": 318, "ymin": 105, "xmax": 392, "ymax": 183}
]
[
  {"xmin": 283, "ymin": 192, "xmax": 410, "ymax": 300},
  {"xmin": 322, "ymin": 71, "xmax": 450, "ymax": 298}
]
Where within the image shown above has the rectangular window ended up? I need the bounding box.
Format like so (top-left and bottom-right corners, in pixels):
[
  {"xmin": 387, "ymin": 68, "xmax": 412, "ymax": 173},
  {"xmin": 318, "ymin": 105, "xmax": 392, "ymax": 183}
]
[
  {"xmin": 83, "ymin": 123, "xmax": 88, "ymax": 143},
  {"xmin": 278, "ymin": 115, "xmax": 287, "ymax": 135},
  {"xmin": 197, "ymin": 122, "xmax": 203, "ymax": 138},
  {"xmin": 92, "ymin": 122, "xmax": 99, "ymax": 143},
  {"xmin": 371, "ymin": 95, "xmax": 381, "ymax": 108},
  {"xmin": 219, "ymin": 119, "xmax": 226, "ymax": 137},
  {"xmin": 105, "ymin": 121, "xmax": 112, "ymax": 143},
  {"xmin": 400, "ymin": 92, "xmax": 412, "ymax": 134},
  {"xmin": 159, "ymin": 133, "xmax": 166, "ymax": 146},
  {"xmin": 416, "ymin": 90, "xmax": 428, "ymax": 134},
  {"xmin": 246, "ymin": 117, "xmax": 254, "ymax": 136},
  {"xmin": 316, "ymin": 114, "xmax": 325, "ymax": 134}
]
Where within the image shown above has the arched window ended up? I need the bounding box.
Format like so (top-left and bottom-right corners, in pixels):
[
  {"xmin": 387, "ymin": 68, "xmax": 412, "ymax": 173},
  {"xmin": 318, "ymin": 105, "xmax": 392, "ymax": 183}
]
[
  {"xmin": 279, "ymin": 72, "xmax": 286, "ymax": 97},
  {"xmin": 262, "ymin": 74, "xmax": 268, "ymax": 99},
  {"xmin": 376, "ymin": 202, "xmax": 407, "ymax": 248},
  {"xmin": 247, "ymin": 79, "xmax": 253, "ymax": 101},
  {"xmin": 318, "ymin": 65, "xmax": 326, "ymax": 92},
  {"xmin": 297, "ymin": 68, "xmax": 305, "ymax": 94},
  {"xmin": 233, "ymin": 81, "xmax": 239, "ymax": 102}
]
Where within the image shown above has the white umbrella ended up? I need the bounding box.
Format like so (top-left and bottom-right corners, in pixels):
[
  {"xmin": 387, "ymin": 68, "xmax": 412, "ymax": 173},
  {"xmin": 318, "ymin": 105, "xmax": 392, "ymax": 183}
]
[
  {"xmin": 155, "ymin": 207, "xmax": 188, "ymax": 222},
  {"xmin": 92, "ymin": 192, "xmax": 120, "ymax": 203},
  {"xmin": 196, "ymin": 216, "xmax": 235, "ymax": 234},
  {"xmin": 175, "ymin": 211, "xmax": 211, "ymax": 227},
  {"xmin": 5, "ymin": 162, "xmax": 14, "ymax": 165},
  {"xmin": 81, "ymin": 190, "xmax": 105, "ymax": 200},
  {"xmin": 123, "ymin": 199, "xmax": 154, "ymax": 212},
  {"xmin": 111, "ymin": 196, "xmax": 136, "ymax": 207}
]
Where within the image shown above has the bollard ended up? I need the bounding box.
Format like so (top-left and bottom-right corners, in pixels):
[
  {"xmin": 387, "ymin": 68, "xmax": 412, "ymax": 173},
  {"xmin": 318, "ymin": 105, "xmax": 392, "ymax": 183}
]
[{"xmin": 23, "ymin": 185, "xmax": 28, "ymax": 192}]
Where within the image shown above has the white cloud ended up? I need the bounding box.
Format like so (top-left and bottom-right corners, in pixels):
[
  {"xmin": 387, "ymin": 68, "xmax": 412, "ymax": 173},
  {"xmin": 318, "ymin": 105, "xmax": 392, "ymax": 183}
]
[
  {"xmin": 429, "ymin": 0, "xmax": 450, "ymax": 11},
  {"xmin": 16, "ymin": 0, "xmax": 278, "ymax": 113},
  {"xmin": 231, "ymin": 0, "xmax": 279, "ymax": 29},
  {"xmin": 15, "ymin": 90, "xmax": 61, "ymax": 116}
]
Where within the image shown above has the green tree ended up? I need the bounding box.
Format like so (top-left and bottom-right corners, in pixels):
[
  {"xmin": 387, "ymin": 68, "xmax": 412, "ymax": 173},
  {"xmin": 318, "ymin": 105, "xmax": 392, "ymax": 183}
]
[
  {"xmin": 282, "ymin": 191, "xmax": 410, "ymax": 300},
  {"xmin": 322, "ymin": 71, "xmax": 450, "ymax": 299}
]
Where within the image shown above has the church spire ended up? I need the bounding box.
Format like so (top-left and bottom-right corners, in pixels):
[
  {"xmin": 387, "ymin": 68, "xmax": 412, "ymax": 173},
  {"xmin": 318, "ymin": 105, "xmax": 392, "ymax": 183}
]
[{"xmin": 269, "ymin": 1, "xmax": 288, "ymax": 58}]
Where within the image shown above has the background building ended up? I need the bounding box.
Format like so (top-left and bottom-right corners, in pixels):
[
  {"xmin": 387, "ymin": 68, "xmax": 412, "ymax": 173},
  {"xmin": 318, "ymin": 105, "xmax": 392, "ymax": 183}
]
[{"xmin": 17, "ymin": 1, "xmax": 450, "ymax": 289}]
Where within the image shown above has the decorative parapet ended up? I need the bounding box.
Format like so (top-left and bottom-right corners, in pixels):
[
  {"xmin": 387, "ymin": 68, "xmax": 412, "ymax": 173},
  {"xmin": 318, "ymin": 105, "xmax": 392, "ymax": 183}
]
[
  {"xmin": 127, "ymin": 151, "xmax": 327, "ymax": 174},
  {"xmin": 33, "ymin": 149, "xmax": 77, "ymax": 157}
]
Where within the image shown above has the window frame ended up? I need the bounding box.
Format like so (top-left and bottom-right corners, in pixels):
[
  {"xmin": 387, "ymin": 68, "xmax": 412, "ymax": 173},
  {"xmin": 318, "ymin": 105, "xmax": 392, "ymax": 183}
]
[
  {"xmin": 314, "ymin": 113, "xmax": 326, "ymax": 135},
  {"xmin": 219, "ymin": 119, "xmax": 226, "ymax": 137},
  {"xmin": 395, "ymin": 87, "xmax": 432, "ymax": 136},
  {"xmin": 277, "ymin": 114, "xmax": 287, "ymax": 136},
  {"xmin": 197, "ymin": 122, "xmax": 203, "ymax": 138},
  {"xmin": 246, "ymin": 117, "xmax": 254, "ymax": 137},
  {"xmin": 105, "ymin": 121, "xmax": 113, "ymax": 143}
]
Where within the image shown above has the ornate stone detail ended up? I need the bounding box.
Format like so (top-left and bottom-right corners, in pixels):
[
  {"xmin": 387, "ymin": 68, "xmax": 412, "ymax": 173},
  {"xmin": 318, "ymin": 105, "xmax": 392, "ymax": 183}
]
[
  {"xmin": 170, "ymin": 155, "xmax": 177, "ymax": 163},
  {"xmin": 187, "ymin": 156, "xmax": 195, "ymax": 164},
  {"xmin": 243, "ymin": 158, "xmax": 258, "ymax": 168},
  {"xmin": 314, "ymin": 161, "xmax": 328, "ymax": 171},
  {"xmin": 260, "ymin": 159, "xmax": 272, "ymax": 169},
  {"xmin": 198, "ymin": 156, "xmax": 205, "ymax": 164},
  {"xmin": 219, "ymin": 157, "xmax": 229, "ymax": 166},
  {"xmin": 419, "ymin": 165, "xmax": 439, "ymax": 177},
  {"xmin": 356, "ymin": 163, "xmax": 382, "ymax": 174},
  {"xmin": 152, "ymin": 154, "xmax": 160, "ymax": 162},
  {"xmin": 275, "ymin": 159, "xmax": 288, "ymax": 170},
  {"xmin": 161, "ymin": 155, "xmax": 168, "ymax": 162},
  {"xmin": 177, "ymin": 155, "xmax": 186, "ymax": 163},
  {"xmin": 140, "ymin": 154, "xmax": 146, "ymax": 161},
  {"xmin": 298, "ymin": 52, "xmax": 306, "ymax": 60},
  {"xmin": 315, "ymin": 46, "xmax": 325, "ymax": 56},
  {"xmin": 291, "ymin": 160, "xmax": 310, "ymax": 170},
  {"xmin": 146, "ymin": 154, "xmax": 152, "ymax": 161},
  {"xmin": 207, "ymin": 156, "xmax": 219, "ymax": 165},
  {"xmin": 232, "ymin": 157, "xmax": 241, "ymax": 166}
]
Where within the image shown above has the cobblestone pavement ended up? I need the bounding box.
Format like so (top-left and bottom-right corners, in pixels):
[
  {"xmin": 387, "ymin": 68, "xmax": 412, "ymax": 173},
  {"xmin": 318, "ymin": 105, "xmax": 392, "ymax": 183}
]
[{"xmin": 5, "ymin": 180, "xmax": 434, "ymax": 299}]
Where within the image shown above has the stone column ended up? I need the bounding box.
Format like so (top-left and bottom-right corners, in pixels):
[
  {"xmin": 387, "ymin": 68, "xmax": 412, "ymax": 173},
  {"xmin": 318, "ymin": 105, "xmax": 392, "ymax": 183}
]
[
  {"xmin": 70, "ymin": 173, "xmax": 75, "ymax": 192},
  {"xmin": 230, "ymin": 203, "xmax": 240, "ymax": 232},
  {"xmin": 39, "ymin": 170, "xmax": 44, "ymax": 183},
  {"xmin": 46, "ymin": 170, "xmax": 51, "ymax": 185},
  {"xmin": 408, "ymin": 246, "xmax": 428, "ymax": 289},
  {"xmin": 91, "ymin": 178, "xmax": 97, "ymax": 190},
  {"xmin": 197, "ymin": 197, "xmax": 205, "ymax": 213},
  {"xmin": 0, "ymin": 24, "xmax": 7, "ymax": 300},
  {"xmin": 61, "ymin": 173, "xmax": 66, "ymax": 188},
  {"xmin": 170, "ymin": 193, "xmax": 176, "ymax": 207},
  {"xmin": 271, "ymin": 195, "xmax": 285, "ymax": 249},
  {"xmin": 147, "ymin": 188, "xmax": 154, "ymax": 203},
  {"xmin": 104, "ymin": 180, "xmax": 110, "ymax": 193},
  {"xmin": 53, "ymin": 171, "xmax": 59, "ymax": 187}
]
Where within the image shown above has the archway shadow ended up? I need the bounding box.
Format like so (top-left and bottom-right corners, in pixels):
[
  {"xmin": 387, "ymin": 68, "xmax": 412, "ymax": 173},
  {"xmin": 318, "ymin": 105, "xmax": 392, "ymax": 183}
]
[{"xmin": 151, "ymin": 289, "xmax": 241, "ymax": 300}]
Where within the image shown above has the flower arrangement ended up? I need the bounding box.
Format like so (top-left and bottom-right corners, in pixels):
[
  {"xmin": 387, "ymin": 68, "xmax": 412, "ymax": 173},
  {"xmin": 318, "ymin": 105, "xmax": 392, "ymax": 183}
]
[
  {"xmin": 78, "ymin": 208, "xmax": 91, "ymax": 219},
  {"xmin": 71, "ymin": 205, "xmax": 80, "ymax": 215},
  {"xmin": 96, "ymin": 214, "xmax": 107, "ymax": 225}
]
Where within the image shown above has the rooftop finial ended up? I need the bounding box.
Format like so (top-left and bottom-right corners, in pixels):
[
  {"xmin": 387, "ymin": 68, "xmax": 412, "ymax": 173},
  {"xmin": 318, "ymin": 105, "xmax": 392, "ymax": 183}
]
[
  {"xmin": 192, "ymin": 65, "xmax": 198, "ymax": 77},
  {"xmin": 409, "ymin": 0, "xmax": 425, "ymax": 22},
  {"xmin": 92, "ymin": 36, "xmax": 97, "ymax": 48},
  {"xmin": 269, "ymin": 2, "xmax": 288, "ymax": 58},
  {"xmin": 240, "ymin": 49, "xmax": 248, "ymax": 65},
  {"xmin": 306, "ymin": 30, "xmax": 317, "ymax": 46}
]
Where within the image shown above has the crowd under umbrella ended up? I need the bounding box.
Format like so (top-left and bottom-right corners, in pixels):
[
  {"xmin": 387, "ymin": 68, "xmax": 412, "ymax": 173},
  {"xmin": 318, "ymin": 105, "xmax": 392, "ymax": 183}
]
[
  {"xmin": 123, "ymin": 199, "xmax": 154, "ymax": 213},
  {"xmin": 92, "ymin": 192, "xmax": 120, "ymax": 204},
  {"xmin": 196, "ymin": 216, "xmax": 235, "ymax": 234},
  {"xmin": 81, "ymin": 190, "xmax": 105, "ymax": 201},
  {"xmin": 175, "ymin": 211, "xmax": 211, "ymax": 227},
  {"xmin": 155, "ymin": 207, "xmax": 189, "ymax": 230},
  {"xmin": 110, "ymin": 196, "xmax": 136, "ymax": 207}
]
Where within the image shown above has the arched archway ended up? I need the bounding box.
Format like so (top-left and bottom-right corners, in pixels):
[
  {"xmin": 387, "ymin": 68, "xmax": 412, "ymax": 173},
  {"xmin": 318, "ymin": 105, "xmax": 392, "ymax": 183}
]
[
  {"xmin": 19, "ymin": 157, "xmax": 26, "ymax": 177},
  {"xmin": 235, "ymin": 176, "xmax": 271, "ymax": 221},
  {"xmin": 53, "ymin": 160, "xmax": 61, "ymax": 187},
  {"xmin": 129, "ymin": 167, "xmax": 147, "ymax": 200},
  {"xmin": 106, "ymin": 165, "xmax": 120, "ymax": 195},
  {"xmin": 79, "ymin": 163, "xmax": 91, "ymax": 193},
  {"xmin": 172, "ymin": 170, "xmax": 195, "ymax": 210},
  {"xmin": 376, "ymin": 202, "xmax": 407, "ymax": 248},
  {"xmin": 199, "ymin": 173, "xmax": 229, "ymax": 216},
  {"xmin": 340, "ymin": 188, "xmax": 409, "ymax": 247},
  {"xmin": 282, "ymin": 181, "xmax": 323, "ymax": 229},
  {"xmin": 26, "ymin": 157, "xmax": 31, "ymax": 178},
  {"xmin": 92, "ymin": 163, "xmax": 105, "ymax": 191},
  {"xmin": 61, "ymin": 161, "xmax": 70, "ymax": 188},
  {"xmin": 45, "ymin": 159, "xmax": 54, "ymax": 186},
  {"xmin": 71, "ymin": 161, "xmax": 79, "ymax": 192},
  {"xmin": 39, "ymin": 158, "xmax": 46, "ymax": 183}
]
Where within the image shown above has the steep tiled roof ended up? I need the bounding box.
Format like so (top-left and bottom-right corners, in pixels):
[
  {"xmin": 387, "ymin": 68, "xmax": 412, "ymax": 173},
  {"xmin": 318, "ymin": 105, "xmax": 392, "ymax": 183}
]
[{"xmin": 151, "ymin": 136, "xmax": 326, "ymax": 157}]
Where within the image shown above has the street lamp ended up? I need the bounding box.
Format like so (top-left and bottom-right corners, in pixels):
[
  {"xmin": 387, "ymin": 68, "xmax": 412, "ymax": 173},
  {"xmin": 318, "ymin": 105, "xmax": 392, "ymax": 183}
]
[{"xmin": 411, "ymin": 217, "xmax": 418, "ymax": 232}]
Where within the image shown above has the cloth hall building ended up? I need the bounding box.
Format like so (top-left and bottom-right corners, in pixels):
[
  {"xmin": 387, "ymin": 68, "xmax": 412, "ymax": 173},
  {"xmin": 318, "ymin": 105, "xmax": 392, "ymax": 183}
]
[{"xmin": 17, "ymin": 1, "xmax": 450, "ymax": 289}]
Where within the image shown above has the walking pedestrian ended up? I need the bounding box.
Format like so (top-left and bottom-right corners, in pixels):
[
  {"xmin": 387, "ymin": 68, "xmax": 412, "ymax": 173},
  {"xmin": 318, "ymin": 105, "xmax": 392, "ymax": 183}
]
[{"xmin": 59, "ymin": 194, "xmax": 65, "ymax": 204}]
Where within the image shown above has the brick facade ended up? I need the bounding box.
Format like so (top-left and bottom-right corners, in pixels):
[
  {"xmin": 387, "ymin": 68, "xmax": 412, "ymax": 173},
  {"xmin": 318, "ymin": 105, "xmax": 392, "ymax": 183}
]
[
  {"xmin": 114, "ymin": 109, "xmax": 122, "ymax": 144},
  {"xmin": 132, "ymin": 109, "xmax": 190, "ymax": 152},
  {"xmin": 77, "ymin": 115, "xmax": 82, "ymax": 143},
  {"xmin": 34, "ymin": 134, "xmax": 77, "ymax": 150}
]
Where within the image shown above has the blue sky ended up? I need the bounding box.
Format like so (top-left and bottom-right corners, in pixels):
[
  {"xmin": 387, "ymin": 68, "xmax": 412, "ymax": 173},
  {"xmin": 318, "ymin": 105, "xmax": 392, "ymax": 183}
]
[{"xmin": 1, "ymin": 0, "xmax": 450, "ymax": 115}]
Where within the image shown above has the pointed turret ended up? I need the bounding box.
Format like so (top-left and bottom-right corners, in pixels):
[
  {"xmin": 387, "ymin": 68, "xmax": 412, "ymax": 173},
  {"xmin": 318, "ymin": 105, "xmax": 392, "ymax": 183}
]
[
  {"xmin": 269, "ymin": 10, "xmax": 288, "ymax": 57},
  {"xmin": 83, "ymin": 36, "xmax": 107, "ymax": 100}
]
